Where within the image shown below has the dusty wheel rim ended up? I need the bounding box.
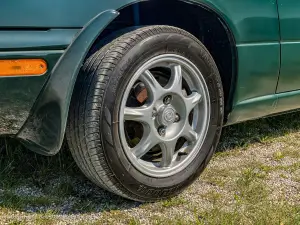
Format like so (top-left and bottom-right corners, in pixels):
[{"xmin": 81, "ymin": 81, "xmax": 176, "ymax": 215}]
[{"xmin": 119, "ymin": 54, "xmax": 211, "ymax": 178}]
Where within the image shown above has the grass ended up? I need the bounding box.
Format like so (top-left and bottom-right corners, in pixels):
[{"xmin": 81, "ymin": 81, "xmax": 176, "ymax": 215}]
[
  {"xmin": 161, "ymin": 196, "xmax": 187, "ymax": 208},
  {"xmin": 1, "ymin": 112, "xmax": 300, "ymax": 224}
]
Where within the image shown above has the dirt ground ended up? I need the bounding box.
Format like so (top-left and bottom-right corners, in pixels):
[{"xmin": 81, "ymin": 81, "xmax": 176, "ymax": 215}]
[{"xmin": 0, "ymin": 112, "xmax": 299, "ymax": 224}]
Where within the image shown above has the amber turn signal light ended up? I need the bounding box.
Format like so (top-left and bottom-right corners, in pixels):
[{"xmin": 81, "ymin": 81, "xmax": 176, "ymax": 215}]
[{"xmin": 0, "ymin": 59, "xmax": 47, "ymax": 77}]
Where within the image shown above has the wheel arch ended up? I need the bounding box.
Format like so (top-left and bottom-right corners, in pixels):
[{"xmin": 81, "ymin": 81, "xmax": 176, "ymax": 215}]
[
  {"xmin": 17, "ymin": 0, "xmax": 237, "ymax": 156},
  {"xmin": 95, "ymin": 0, "xmax": 238, "ymax": 117}
]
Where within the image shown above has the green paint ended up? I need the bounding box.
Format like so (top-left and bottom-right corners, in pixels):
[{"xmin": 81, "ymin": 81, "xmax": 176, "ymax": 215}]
[
  {"xmin": 233, "ymin": 43, "xmax": 280, "ymax": 104},
  {"xmin": 276, "ymin": 0, "xmax": 300, "ymax": 92},
  {"xmin": 0, "ymin": 0, "xmax": 132, "ymax": 28},
  {"xmin": 274, "ymin": 90, "xmax": 300, "ymax": 113},
  {"xmin": 277, "ymin": 42, "xmax": 300, "ymax": 92},
  {"xmin": 277, "ymin": 0, "xmax": 300, "ymax": 40},
  {"xmin": 199, "ymin": 0, "xmax": 279, "ymax": 43},
  {"xmin": 227, "ymin": 95, "xmax": 278, "ymax": 125},
  {"xmin": 228, "ymin": 90, "xmax": 300, "ymax": 125},
  {"xmin": 0, "ymin": 29, "xmax": 80, "ymax": 50}
]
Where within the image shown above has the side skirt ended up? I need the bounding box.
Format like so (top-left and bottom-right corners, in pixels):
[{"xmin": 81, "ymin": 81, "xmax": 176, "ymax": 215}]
[{"xmin": 226, "ymin": 89, "xmax": 300, "ymax": 125}]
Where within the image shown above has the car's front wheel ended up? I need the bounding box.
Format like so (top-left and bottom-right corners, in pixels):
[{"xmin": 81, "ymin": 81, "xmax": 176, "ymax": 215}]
[{"xmin": 66, "ymin": 26, "xmax": 224, "ymax": 202}]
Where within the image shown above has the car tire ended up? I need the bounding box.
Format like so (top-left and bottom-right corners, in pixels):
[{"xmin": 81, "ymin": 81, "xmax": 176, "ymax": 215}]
[{"xmin": 66, "ymin": 25, "xmax": 224, "ymax": 202}]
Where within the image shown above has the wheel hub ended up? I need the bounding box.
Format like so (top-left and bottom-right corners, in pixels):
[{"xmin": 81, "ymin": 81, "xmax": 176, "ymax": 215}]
[{"xmin": 157, "ymin": 105, "xmax": 176, "ymax": 126}]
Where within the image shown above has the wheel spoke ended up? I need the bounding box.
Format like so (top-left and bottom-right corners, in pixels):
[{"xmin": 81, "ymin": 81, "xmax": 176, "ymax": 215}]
[
  {"xmin": 184, "ymin": 92, "xmax": 202, "ymax": 114},
  {"xmin": 166, "ymin": 65, "xmax": 183, "ymax": 93},
  {"xmin": 159, "ymin": 139, "xmax": 178, "ymax": 167},
  {"xmin": 182, "ymin": 125, "xmax": 198, "ymax": 143},
  {"xmin": 131, "ymin": 130, "xmax": 159, "ymax": 159},
  {"xmin": 173, "ymin": 143, "xmax": 190, "ymax": 162},
  {"xmin": 124, "ymin": 106, "xmax": 152, "ymax": 124},
  {"xmin": 140, "ymin": 70, "xmax": 164, "ymax": 99}
]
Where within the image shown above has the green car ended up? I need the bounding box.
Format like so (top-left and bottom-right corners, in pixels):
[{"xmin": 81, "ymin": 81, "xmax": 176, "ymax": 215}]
[{"xmin": 0, "ymin": 0, "xmax": 298, "ymax": 201}]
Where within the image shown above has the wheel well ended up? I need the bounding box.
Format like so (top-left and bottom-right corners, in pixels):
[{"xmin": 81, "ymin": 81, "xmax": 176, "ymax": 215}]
[{"xmin": 95, "ymin": 0, "xmax": 237, "ymax": 117}]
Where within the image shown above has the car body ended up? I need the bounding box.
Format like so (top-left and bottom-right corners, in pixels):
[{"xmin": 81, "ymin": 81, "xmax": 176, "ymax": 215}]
[{"xmin": 1, "ymin": 0, "xmax": 300, "ymax": 201}]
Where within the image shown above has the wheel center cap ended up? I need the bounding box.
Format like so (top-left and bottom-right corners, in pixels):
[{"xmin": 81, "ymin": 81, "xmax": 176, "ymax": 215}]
[{"xmin": 158, "ymin": 106, "xmax": 176, "ymax": 126}]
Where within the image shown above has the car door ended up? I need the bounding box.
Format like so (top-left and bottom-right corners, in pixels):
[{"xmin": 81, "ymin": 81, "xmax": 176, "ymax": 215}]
[{"xmin": 276, "ymin": 0, "xmax": 300, "ymax": 92}]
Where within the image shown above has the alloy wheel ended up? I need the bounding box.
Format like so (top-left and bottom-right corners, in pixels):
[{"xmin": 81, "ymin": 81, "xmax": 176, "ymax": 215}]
[{"xmin": 119, "ymin": 54, "xmax": 211, "ymax": 177}]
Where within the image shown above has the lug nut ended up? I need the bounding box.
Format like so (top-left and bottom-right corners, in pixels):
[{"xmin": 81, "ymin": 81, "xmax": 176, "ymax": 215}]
[
  {"xmin": 158, "ymin": 126, "xmax": 166, "ymax": 136},
  {"xmin": 163, "ymin": 95, "xmax": 172, "ymax": 105},
  {"xmin": 152, "ymin": 109, "xmax": 157, "ymax": 118},
  {"xmin": 175, "ymin": 114, "xmax": 180, "ymax": 122}
]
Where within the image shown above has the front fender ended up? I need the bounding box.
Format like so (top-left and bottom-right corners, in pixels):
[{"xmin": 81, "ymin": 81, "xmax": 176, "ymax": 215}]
[{"xmin": 17, "ymin": 10, "xmax": 119, "ymax": 156}]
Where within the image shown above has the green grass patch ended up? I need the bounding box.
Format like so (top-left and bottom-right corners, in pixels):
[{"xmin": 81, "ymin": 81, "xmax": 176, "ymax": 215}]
[
  {"xmin": 161, "ymin": 197, "xmax": 187, "ymax": 208},
  {"xmin": 7, "ymin": 220, "xmax": 27, "ymax": 225},
  {"xmin": 0, "ymin": 190, "xmax": 61, "ymax": 210}
]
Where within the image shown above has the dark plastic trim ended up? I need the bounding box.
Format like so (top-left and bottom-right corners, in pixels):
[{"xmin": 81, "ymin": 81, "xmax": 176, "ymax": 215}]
[{"xmin": 17, "ymin": 10, "xmax": 119, "ymax": 156}]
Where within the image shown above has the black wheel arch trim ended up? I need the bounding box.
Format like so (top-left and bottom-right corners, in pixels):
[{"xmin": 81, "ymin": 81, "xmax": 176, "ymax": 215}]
[{"xmin": 17, "ymin": 10, "xmax": 119, "ymax": 156}]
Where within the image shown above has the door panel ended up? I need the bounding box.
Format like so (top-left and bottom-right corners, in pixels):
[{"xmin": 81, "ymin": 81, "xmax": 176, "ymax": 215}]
[
  {"xmin": 277, "ymin": 43, "xmax": 300, "ymax": 92},
  {"xmin": 234, "ymin": 43, "xmax": 280, "ymax": 102},
  {"xmin": 277, "ymin": 1, "xmax": 300, "ymax": 40},
  {"xmin": 277, "ymin": 0, "xmax": 300, "ymax": 92}
]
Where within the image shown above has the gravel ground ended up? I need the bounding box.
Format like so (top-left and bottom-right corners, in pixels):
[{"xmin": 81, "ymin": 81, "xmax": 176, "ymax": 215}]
[{"xmin": 0, "ymin": 113, "xmax": 300, "ymax": 224}]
